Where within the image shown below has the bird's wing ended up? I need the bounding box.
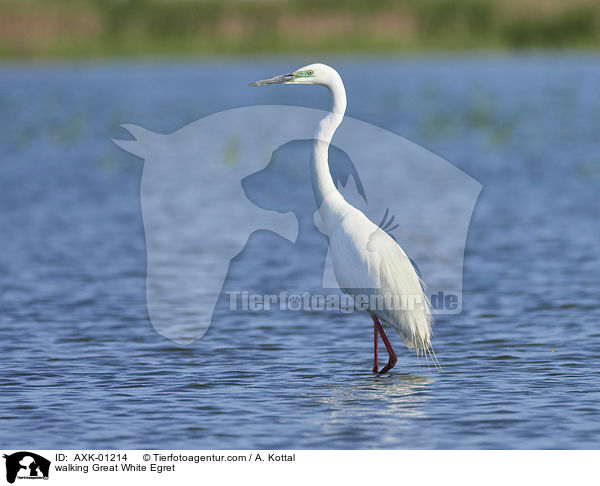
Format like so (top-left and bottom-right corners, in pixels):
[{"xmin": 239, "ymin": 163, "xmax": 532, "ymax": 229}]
[{"xmin": 366, "ymin": 225, "xmax": 433, "ymax": 349}]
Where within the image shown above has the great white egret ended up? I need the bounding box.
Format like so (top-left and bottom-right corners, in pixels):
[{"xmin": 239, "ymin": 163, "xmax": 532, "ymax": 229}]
[{"xmin": 251, "ymin": 63, "xmax": 438, "ymax": 374}]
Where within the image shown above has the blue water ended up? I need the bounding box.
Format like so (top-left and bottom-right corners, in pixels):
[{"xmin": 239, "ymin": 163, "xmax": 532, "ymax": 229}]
[{"xmin": 1, "ymin": 56, "xmax": 599, "ymax": 449}]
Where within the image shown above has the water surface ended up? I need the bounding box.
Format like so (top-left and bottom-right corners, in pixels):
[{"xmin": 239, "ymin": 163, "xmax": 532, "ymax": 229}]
[{"xmin": 1, "ymin": 56, "xmax": 599, "ymax": 448}]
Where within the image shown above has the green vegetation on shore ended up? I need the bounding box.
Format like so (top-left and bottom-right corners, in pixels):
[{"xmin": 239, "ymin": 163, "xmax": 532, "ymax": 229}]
[{"xmin": 1, "ymin": 0, "xmax": 599, "ymax": 59}]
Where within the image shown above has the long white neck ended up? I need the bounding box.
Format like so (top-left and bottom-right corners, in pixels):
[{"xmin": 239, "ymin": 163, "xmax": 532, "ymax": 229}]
[{"xmin": 311, "ymin": 73, "xmax": 351, "ymax": 233}]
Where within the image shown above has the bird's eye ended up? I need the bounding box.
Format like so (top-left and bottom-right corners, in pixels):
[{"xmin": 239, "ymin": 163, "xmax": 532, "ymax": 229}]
[{"xmin": 308, "ymin": 70, "xmax": 314, "ymax": 75}]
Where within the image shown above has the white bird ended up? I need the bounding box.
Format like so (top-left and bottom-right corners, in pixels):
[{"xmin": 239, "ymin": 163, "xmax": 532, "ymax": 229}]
[{"xmin": 251, "ymin": 63, "xmax": 438, "ymax": 374}]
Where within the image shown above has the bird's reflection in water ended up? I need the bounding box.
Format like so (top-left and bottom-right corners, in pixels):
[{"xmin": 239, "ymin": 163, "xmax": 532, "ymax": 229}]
[{"xmin": 316, "ymin": 374, "xmax": 434, "ymax": 441}]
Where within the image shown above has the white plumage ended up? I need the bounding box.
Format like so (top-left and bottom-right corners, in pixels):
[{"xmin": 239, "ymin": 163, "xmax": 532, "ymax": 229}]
[
  {"xmin": 251, "ymin": 63, "xmax": 437, "ymax": 373},
  {"xmin": 330, "ymin": 207, "xmax": 433, "ymax": 350}
]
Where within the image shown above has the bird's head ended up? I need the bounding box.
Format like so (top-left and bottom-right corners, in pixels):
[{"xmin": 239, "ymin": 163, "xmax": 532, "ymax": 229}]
[{"xmin": 250, "ymin": 63, "xmax": 338, "ymax": 87}]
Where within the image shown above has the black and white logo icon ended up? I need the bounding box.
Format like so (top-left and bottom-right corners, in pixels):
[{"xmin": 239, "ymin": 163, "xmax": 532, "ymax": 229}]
[{"xmin": 3, "ymin": 452, "xmax": 50, "ymax": 483}]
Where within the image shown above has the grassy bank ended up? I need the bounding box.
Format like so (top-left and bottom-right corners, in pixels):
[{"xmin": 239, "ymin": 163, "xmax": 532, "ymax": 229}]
[{"xmin": 1, "ymin": 0, "xmax": 599, "ymax": 59}]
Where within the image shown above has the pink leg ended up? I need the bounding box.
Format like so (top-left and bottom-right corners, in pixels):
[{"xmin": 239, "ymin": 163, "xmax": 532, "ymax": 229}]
[
  {"xmin": 371, "ymin": 314, "xmax": 397, "ymax": 374},
  {"xmin": 373, "ymin": 320, "xmax": 379, "ymax": 373}
]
